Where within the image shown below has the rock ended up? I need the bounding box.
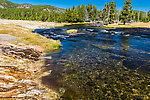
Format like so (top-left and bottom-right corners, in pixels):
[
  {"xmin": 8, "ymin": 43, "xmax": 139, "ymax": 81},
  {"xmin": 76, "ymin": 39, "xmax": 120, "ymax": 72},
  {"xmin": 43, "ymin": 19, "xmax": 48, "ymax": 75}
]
[
  {"xmin": 0, "ymin": 82, "xmax": 16, "ymax": 88},
  {"xmin": 17, "ymin": 94, "xmax": 26, "ymax": 98},
  {"xmin": 0, "ymin": 44, "xmax": 42, "ymax": 61},
  {"xmin": 19, "ymin": 79, "xmax": 34, "ymax": 85},
  {"xmin": 0, "ymin": 75, "xmax": 18, "ymax": 82},
  {"xmin": 18, "ymin": 43, "xmax": 25, "ymax": 46},
  {"xmin": 69, "ymin": 32, "xmax": 86, "ymax": 36},
  {"xmin": 40, "ymin": 70, "xmax": 52, "ymax": 77},
  {"xmin": 66, "ymin": 29, "xmax": 78, "ymax": 34},
  {"xmin": 39, "ymin": 56, "xmax": 52, "ymax": 59},
  {"xmin": 92, "ymin": 21, "xmax": 104, "ymax": 27},
  {"xmin": 26, "ymin": 89, "xmax": 42, "ymax": 96}
]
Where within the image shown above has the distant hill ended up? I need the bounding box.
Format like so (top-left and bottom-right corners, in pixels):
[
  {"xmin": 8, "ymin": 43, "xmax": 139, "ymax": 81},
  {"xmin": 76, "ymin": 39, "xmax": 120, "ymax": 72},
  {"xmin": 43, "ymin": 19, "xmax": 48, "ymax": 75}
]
[
  {"xmin": 0, "ymin": 0, "xmax": 18, "ymax": 8},
  {"xmin": 0, "ymin": 0, "xmax": 64, "ymax": 12}
]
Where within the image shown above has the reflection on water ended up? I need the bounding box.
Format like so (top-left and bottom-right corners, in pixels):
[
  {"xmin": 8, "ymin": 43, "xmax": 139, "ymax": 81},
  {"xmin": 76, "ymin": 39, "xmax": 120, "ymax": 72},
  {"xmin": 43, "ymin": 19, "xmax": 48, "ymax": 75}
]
[{"xmin": 34, "ymin": 25, "xmax": 150, "ymax": 99}]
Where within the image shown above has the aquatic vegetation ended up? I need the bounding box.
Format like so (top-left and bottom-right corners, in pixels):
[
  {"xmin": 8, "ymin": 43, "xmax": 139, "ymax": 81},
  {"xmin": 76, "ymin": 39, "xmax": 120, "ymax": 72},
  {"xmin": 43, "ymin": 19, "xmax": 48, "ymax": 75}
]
[
  {"xmin": 40, "ymin": 26, "xmax": 150, "ymax": 99},
  {"xmin": 61, "ymin": 61, "xmax": 150, "ymax": 99}
]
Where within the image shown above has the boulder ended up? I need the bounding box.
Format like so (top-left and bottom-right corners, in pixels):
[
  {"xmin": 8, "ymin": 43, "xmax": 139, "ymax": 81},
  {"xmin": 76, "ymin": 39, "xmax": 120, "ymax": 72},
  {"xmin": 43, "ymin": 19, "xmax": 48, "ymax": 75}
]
[
  {"xmin": 66, "ymin": 29, "xmax": 78, "ymax": 34},
  {"xmin": 92, "ymin": 21, "xmax": 104, "ymax": 27}
]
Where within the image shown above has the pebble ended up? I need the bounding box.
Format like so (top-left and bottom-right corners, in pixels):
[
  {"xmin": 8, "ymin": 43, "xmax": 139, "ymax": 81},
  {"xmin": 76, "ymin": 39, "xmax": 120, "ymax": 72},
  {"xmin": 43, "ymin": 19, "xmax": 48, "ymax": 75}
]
[
  {"xmin": 21, "ymin": 79, "xmax": 34, "ymax": 84},
  {"xmin": 18, "ymin": 43, "xmax": 25, "ymax": 46},
  {"xmin": 26, "ymin": 89, "xmax": 42, "ymax": 95},
  {"xmin": 17, "ymin": 94, "xmax": 26, "ymax": 97},
  {"xmin": 28, "ymin": 87, "xmax": 34, "ymax": 90},
  {"xmin": 16, "ymin": 59, "xmax": 24, "ymax": 63}
]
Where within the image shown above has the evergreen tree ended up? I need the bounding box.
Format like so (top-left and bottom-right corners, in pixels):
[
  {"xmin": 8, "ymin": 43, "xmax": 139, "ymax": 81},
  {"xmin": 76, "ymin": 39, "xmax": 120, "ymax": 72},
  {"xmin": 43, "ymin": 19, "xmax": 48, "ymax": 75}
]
[
  {"xmin": 86, "ymin": 4, "xmax": 93, "ymax": 21},
  {"xmin": 71, "ymin": 6, "xmax": 78, "ymax": 22},
  {"xmin": 65, "ymin": 8, "xmax": 72, "ymax": 22},
  {"xmin": 120, "ymin": 0, "xmax": 133, "ymax": 24},
  {"xmin": 91, "ymin": 5, "xmax": 97, "ymax": 21},
  {"xmin": 134, "ymin": 12, "xmax": 138, "ymax": 22},
  {"xmin": 142, "ymin": 17, "xmax": 149, "ymax": 22},
  {"xmin": 108, "ymin": 0, "xmax": 116, "ymax": 24},
  {"xmin": 148, "ymin": 11, "xmax": 150, "ymax": 21},
  {"xmin": 81, "ymin": 4, "xmax": 86, "ymax": 22},
  {"xmin": 101, "ymin": 3, "xmax": 109, "ymax": 24}
]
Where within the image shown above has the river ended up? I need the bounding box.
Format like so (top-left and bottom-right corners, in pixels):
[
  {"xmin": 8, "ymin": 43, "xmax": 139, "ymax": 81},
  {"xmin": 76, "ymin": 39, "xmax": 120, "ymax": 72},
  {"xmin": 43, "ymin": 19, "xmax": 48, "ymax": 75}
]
[{"xmin": 33, "ymin": 25, "xmax": 150, "ymax": 99}]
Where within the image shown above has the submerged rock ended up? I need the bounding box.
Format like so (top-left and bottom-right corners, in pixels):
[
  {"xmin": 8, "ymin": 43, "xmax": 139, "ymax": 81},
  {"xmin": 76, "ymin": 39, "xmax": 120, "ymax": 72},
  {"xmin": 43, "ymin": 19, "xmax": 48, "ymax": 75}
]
[{"xmin": 66, "ymin": 29, "xmax": 78, "ymax": 34}]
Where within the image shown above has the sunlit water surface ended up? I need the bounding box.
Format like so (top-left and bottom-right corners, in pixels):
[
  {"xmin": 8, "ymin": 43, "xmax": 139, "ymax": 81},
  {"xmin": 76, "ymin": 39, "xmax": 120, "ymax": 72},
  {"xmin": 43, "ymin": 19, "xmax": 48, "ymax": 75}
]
[{"xmin": 33, "ymin": 25, "xmax": 150, "ymax": 99}]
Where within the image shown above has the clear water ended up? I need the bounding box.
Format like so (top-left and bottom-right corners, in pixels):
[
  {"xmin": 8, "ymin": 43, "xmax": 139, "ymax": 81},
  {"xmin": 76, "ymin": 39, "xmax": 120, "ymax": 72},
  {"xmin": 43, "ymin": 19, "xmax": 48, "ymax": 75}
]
[{"xmin": 33, "ymin": 25, "xmax": 150, "ymax": 99}]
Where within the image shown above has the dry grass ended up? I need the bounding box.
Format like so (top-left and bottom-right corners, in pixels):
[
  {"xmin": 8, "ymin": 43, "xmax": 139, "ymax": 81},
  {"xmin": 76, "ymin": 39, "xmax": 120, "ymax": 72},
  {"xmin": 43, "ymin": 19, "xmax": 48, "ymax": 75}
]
[
  {"xmin": 0, "ymin": 19, "xmax": 62, "ymax": 53},
  {"xmin": 105, "ymin": 22, "xmax": 150, "ymax": 28}
]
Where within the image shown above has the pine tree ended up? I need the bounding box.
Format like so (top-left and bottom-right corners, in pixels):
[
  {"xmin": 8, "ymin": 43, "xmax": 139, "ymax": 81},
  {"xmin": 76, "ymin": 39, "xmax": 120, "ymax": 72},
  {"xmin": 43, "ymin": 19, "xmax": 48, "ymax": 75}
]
[
  {"xmin": 65, "ymin": 8, "xmax": 72, "ymax": 22},
  {"xmin": 101, "ymin": 3, "xmax": 109, "ymax": 24},
  {"xmin": 71, "ymin": 6, "xmax": 78, "ymax": 22},
  {"xmin": 120, "ymin": 0, "xmax": 133, "ymax": 24},
  {"xmin": 81, "ymin": 4, "xmax": 86, "ymax": 22},
  {"xmin": 86, "ymin": 4, "xmax": 93, "ymax": 21},
  {"xmin": 76, "ymin": 5, "xmax": 81, "ymax": 22},
  {"xmin": 134, "ymin": 12, "xmax": 138, "ymax": 22},
  {"xmin": 147, "ymin": 11, "xmax": 150, "ymax": 21},
  {"xmin": 108, "ymin": 0, "xmax": 116, "ymax": 24},
  {"xmin": 91, "ymin": 5, "xmax": 97, "ymax": 21}
]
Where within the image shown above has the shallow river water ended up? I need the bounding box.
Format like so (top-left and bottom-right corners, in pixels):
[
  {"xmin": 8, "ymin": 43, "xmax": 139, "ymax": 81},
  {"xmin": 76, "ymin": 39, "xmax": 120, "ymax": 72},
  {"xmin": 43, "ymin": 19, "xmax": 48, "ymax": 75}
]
[{"xmin": 33, "ymin": 25, "xmax": 150, "ymax": 99}]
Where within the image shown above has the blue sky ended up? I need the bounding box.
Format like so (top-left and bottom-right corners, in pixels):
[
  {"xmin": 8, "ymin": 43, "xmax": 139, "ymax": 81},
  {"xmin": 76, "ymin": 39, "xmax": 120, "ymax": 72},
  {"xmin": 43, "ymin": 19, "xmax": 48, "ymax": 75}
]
[{"xmin": 9, "ymin": 0, "xmax": 150, "ymax": 12}]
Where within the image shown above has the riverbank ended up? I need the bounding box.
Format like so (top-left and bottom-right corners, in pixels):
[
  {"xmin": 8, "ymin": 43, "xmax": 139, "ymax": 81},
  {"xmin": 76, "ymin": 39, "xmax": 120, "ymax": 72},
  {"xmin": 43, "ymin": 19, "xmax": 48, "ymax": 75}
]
[
  {"xmin": 0, "ymin": 19, "xmax": 65, "ymax": 99},
  {"xmin": 1, "ymin": 19, "xmax": 150, "ymax": 99},
  {"xmin": 105, "ymin": 22, "xmax": 150, "ymax": 28},
  {"xmin": 0, "ymin": 19, "xmax": 63, "ymax": 52}
]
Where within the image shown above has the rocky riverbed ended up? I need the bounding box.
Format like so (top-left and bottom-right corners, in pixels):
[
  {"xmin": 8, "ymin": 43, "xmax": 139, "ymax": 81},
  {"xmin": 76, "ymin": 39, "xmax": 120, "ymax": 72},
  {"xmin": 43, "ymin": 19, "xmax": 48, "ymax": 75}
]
[{"xmin": 0, "ymin": 43, "xmax": 58, "ymax": 99}]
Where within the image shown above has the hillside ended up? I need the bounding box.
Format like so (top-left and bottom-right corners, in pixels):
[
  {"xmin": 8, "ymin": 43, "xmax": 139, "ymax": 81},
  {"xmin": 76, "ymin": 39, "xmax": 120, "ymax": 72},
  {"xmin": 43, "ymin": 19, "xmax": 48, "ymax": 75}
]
[
  {"xmin": 0, "ymin": 0, "xmax": 64, "ymax": 12},
  {"xmin": 0, "ymin": 0, "xmax": 18, "ymax": 8}
]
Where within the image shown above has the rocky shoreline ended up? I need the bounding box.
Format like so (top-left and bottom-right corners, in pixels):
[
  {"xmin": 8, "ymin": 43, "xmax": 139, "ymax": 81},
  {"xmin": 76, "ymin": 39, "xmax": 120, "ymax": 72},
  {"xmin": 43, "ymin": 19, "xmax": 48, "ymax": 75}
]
[
  {"xmin": 0, "ymin": 19, "xmax": 63, "ymax": 99},
  {"xmin": 0, "ymin": 43, "xmax": 58, "ymax": 99}
]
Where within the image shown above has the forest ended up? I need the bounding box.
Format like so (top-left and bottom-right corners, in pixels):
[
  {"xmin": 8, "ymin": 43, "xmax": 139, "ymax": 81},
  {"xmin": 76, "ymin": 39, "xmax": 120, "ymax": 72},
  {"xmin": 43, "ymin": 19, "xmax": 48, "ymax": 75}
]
[{"xmin": 0, "ymin": 0, "xmax": 150, "ymax": 24}]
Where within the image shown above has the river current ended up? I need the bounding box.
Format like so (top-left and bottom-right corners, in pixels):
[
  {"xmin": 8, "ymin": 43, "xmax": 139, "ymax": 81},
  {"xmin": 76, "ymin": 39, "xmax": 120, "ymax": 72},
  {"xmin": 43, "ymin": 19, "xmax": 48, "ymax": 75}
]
[{"xmin": 33, "ymin": 25, "xmax": 150, "ymax": 99}]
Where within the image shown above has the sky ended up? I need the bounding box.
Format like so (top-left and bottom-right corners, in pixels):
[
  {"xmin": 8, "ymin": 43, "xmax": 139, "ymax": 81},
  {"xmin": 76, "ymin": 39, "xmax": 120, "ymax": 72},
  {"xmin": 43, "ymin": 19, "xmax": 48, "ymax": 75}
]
[{"xmin": 9, "ymin": 0, "xmax": 150, "ymax": 12}]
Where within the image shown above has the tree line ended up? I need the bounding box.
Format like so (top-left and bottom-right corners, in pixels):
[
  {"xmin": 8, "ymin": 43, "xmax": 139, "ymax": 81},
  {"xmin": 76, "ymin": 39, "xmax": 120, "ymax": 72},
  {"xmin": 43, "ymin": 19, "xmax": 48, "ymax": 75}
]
[{"xmin": 0, "ymin": 0, "xmax": 149, "ymax": 24}]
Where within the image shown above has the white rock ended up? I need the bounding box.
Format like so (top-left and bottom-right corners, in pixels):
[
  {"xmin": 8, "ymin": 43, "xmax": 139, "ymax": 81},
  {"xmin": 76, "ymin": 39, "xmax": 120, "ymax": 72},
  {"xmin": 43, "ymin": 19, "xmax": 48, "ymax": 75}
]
[
  {"xmin": 0, "ymin": 82, "xmax": 16, "ymax": 88},
  {"xmin": 124, "ymin": 34, "xmax": 130, "ymax": 36},
  {"xmin": 21, "ymin": 79, "xmax": 34, "ymax": 84},
  {"xmin": 0, "ymin": 75, "xmax": 17, "ymax": 82},
  {"xmin": 17, "ymin": 94, "xmax": 26, "ymax": 98},
  {"xmin": 28, "ymin": 87, "xmax": 34, "ymax": 90},
  {"xmin": 26, "ymin": 89, "xmax": 42, "ymax": 95},
  {"xmin": 16, "ymin": 59, "xmax": 24, "ymax": 63}
]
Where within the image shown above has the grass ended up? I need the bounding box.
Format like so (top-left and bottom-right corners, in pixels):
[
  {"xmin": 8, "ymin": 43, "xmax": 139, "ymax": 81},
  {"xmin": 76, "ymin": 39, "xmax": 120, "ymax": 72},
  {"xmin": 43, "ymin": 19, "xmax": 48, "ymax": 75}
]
[
  {"xmin": 0, "ymin": 22, "xmax": 61, "ymax": 53},
  {"xmin": 63, "ymin": 22, "xmax": 92, "ymax": 26},
  {"xmin": 0, "ymin": 20, "xmax": 92, "ymax": 53},
  {"xmin": 104, "ymin": 22, "xmax": 150, "ymax": 29}
]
